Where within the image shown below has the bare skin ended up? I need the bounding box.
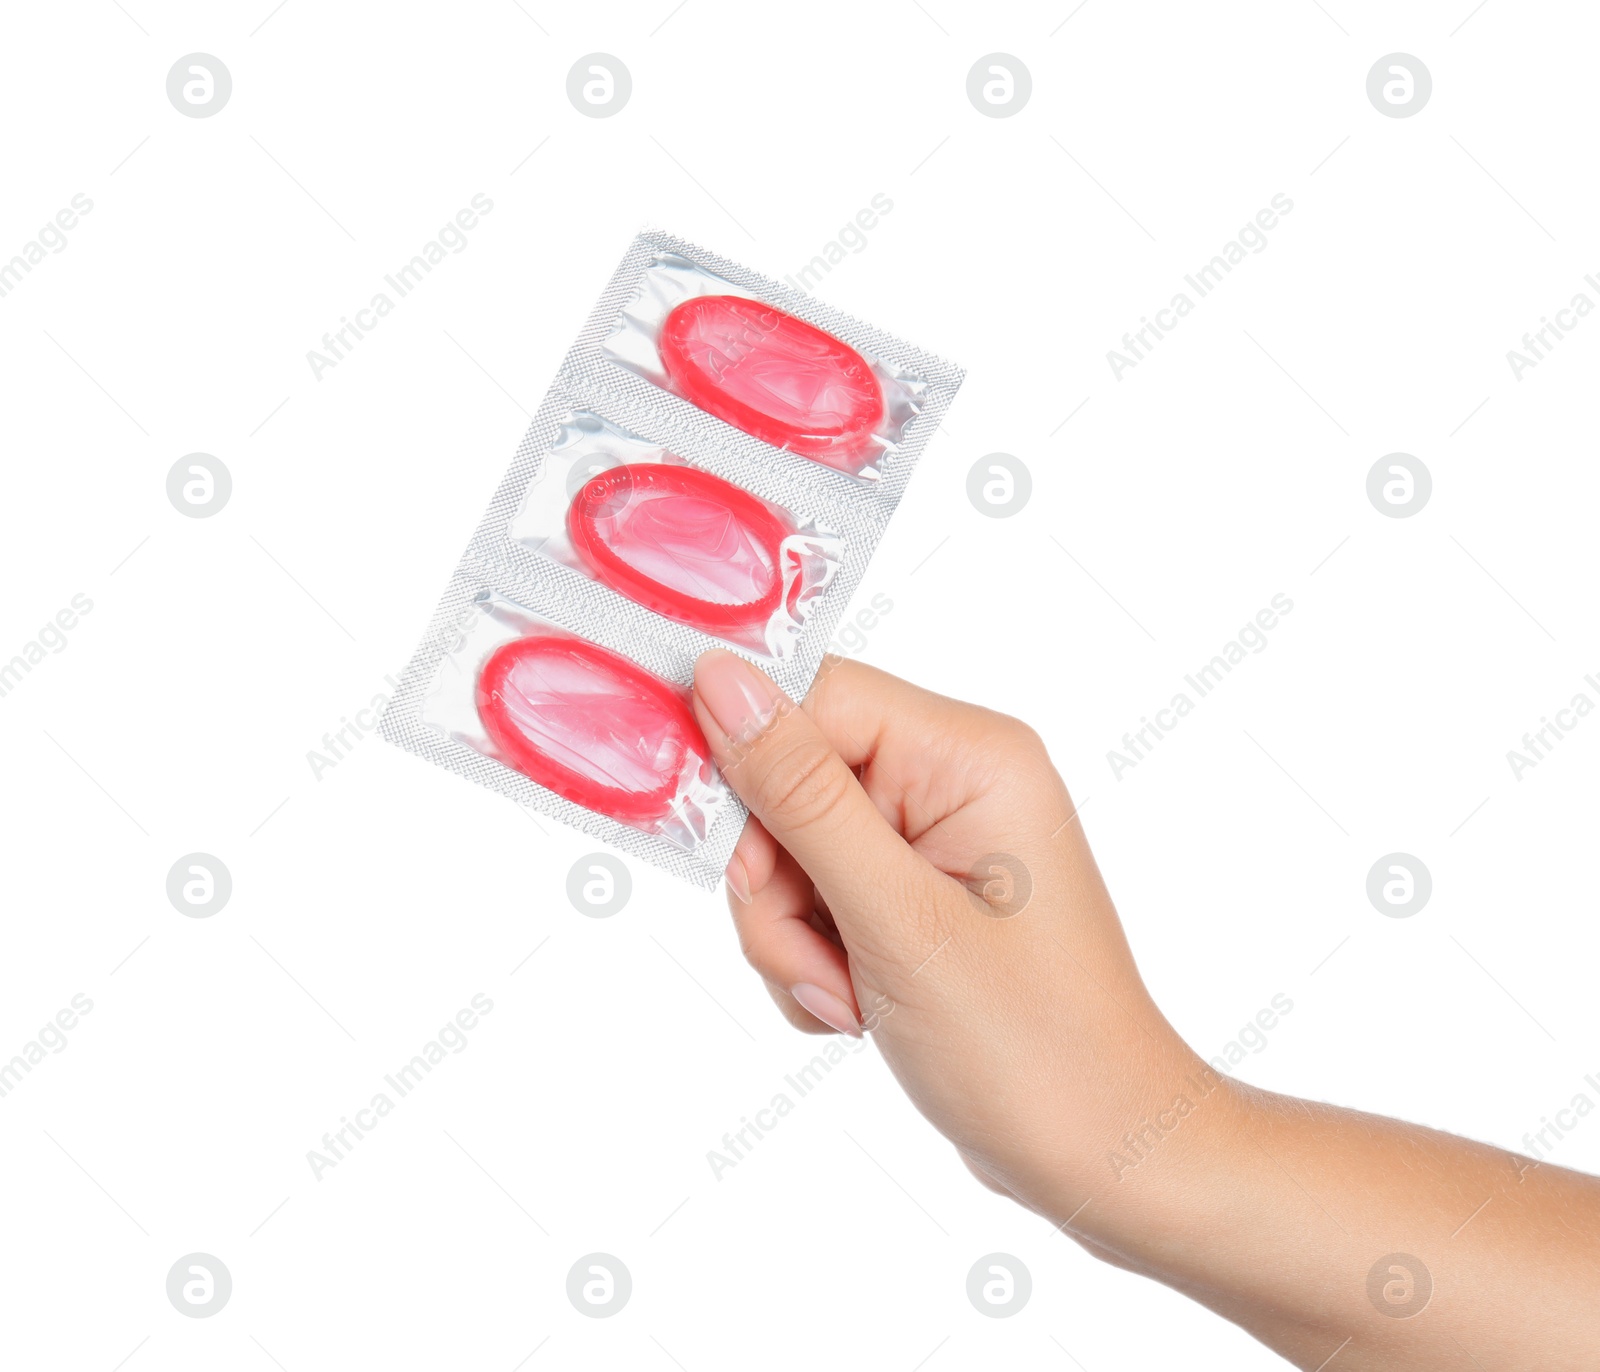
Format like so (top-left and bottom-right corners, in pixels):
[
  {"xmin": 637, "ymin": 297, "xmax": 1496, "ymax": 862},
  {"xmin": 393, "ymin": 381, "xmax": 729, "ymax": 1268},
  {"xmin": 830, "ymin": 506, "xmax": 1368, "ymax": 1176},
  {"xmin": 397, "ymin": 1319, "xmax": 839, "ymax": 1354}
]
[{"xmin": 689, "ymin": 648, "xmax": 1600, "ymax": 1370}]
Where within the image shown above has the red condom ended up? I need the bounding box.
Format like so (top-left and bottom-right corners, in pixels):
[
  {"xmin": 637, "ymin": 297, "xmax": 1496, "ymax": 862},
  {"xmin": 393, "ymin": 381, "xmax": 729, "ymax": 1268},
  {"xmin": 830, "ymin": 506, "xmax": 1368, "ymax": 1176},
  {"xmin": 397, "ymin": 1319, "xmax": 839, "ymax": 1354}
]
[
  {"xmin": 567, "ymin": 463, "xmax": 789, "ymax": 635},
  {"xmin": 475, "ymin": 635, "xmax": 710, "ymax": 827},
  {"xmin": 659, "ymin": 295, "xmax": 885, "ymax": 463}
]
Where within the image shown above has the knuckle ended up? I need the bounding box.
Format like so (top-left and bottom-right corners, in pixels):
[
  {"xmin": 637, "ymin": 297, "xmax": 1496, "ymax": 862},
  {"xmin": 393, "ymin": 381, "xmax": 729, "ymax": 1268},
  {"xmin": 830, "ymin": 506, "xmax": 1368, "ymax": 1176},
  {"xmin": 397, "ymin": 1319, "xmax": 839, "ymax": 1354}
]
[
  {"xmin": 974, "ymin": 709, "xmax": 1052, "ymax": 774},
  {"xmin": 1011, "ymin": 718, "xmax": 1046, "ymax": 753},
  {"xmin": 754, "ymin": 735, "xmax": 851, "ymax": 831},
  {"xmin": 992, "ymin": 710, "xmax": 1044, "ymax": 754}
]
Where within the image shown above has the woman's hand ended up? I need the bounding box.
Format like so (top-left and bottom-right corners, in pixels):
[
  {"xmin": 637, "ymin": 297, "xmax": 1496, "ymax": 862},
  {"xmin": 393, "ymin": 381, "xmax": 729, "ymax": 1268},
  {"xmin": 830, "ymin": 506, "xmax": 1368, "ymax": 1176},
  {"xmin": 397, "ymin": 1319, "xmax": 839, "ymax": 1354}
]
[
  {"xmin": 690, "ymin": 648, "xmax": 1206, "ymax": 1223},
  {"xmin": 690, "ymin": 648, "xmax": 1600, "ymax": 1371}
]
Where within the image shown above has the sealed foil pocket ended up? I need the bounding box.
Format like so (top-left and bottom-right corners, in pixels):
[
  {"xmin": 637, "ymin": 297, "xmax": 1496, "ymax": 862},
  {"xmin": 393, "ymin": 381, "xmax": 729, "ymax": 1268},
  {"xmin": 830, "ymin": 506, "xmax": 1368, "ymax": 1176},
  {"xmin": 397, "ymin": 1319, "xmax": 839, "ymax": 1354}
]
[
  {"xmin": 599, "ymin": 251, "xmax": 929, "ymax": 480},
  {"xmin": 509, "ymin": 411, "xmax": 842, "ymax": 658},
  {"xmin": 421, "ymin": 590, "xmax": 724, "ymax": 849}
]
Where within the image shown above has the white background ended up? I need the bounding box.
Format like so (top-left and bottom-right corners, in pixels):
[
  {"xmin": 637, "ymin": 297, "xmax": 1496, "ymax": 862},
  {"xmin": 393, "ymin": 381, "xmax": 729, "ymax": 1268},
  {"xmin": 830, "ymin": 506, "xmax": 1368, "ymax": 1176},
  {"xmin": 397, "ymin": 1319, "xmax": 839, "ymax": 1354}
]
[{"xmin": 2, "ymin": 1, "xmax": 1597, "ymax": 1368}]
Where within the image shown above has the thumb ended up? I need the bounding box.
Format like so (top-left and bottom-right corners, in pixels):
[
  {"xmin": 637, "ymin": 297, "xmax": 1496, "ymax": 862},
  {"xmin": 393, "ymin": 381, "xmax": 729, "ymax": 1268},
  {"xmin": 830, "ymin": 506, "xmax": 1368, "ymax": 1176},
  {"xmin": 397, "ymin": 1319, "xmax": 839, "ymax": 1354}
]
[{"xmin": 691, "ymin": 650, "xmax": 924, "ymax": 916}]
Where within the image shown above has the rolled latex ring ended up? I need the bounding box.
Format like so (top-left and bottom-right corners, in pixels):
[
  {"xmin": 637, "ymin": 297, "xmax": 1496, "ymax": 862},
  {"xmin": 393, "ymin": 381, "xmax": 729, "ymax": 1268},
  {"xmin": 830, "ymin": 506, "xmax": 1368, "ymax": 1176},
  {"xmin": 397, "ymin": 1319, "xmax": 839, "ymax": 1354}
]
[
  {"xmin": 475, "ymin": 634, "xmax": 710, "ymax": 827},
  {"xmin": 658, "ymin": 294, "xmax": 885, "ymax": 462},
  {"xmin": 567, "ymin": 462, "xmax": 790, "ymax": 635}
]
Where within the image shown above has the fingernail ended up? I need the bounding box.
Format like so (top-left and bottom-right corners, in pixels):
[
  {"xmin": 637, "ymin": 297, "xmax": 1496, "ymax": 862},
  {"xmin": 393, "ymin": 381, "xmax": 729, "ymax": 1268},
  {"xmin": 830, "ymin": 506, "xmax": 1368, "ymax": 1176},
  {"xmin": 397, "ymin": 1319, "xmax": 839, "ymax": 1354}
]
[
  {"xmin": 725, "ymin": 853, "xmax": 752, "ymax": 904},
  {"xmin": 695, "ymin": 650, "xmax": 783, "ymax": 744},
  {"xmin": 791, "ymin": 983, "xmax": 861, "ymax": 1037}
]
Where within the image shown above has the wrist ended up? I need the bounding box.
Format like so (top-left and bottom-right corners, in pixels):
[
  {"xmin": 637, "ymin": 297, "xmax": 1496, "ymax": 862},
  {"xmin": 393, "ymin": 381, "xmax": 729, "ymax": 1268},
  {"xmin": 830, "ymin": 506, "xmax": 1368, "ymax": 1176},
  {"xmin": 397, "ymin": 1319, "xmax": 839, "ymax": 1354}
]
[{"xmin": 1040, "ymin": 1039, "xmax": 1261, "ymax": 1263}]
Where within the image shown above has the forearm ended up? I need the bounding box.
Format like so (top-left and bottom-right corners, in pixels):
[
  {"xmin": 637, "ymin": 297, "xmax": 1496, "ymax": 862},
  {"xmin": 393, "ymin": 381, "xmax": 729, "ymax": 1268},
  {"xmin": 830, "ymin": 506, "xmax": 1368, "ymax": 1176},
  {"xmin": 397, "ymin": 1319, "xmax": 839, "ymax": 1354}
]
[{"xmin": 1058, "ymin": 1068, "xmax": 1600, "ymax": 1369}]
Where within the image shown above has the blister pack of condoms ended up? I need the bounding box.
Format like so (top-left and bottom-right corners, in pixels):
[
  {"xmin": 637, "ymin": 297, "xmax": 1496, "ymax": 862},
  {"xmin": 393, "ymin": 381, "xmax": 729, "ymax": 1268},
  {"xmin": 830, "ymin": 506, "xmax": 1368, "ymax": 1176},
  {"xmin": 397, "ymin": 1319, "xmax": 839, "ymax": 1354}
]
[{"xmin": 380, "ymin": 230, "xmax": 963, "ymax": 888}]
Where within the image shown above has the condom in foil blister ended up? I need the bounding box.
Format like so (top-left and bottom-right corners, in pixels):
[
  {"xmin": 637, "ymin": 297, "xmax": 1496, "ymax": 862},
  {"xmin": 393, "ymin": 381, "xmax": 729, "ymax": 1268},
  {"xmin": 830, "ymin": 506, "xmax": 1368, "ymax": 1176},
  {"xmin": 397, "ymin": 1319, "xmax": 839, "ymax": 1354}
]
[
  {"xmin": 503, "ymin": 410, "xmax": 843, "ymax": 658},
  {"xmin": 585, "ymin": 248, "xmax": 928, "ymax": 481}
]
